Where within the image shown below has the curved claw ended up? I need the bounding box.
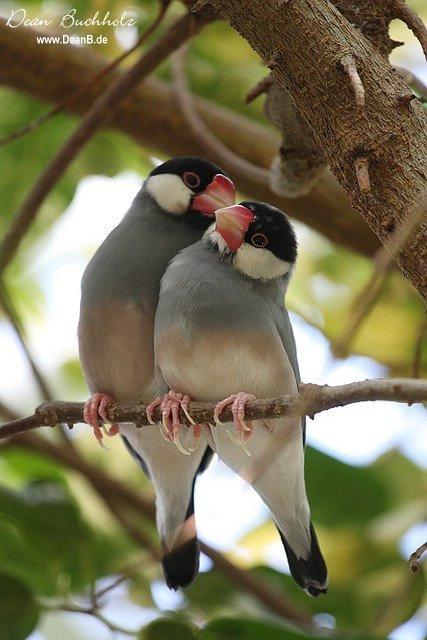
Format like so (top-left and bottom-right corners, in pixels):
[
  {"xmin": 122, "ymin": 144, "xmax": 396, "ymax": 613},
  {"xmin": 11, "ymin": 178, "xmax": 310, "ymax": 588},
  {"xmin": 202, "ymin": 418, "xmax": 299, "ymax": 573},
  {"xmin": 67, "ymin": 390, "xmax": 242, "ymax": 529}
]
[
  {"xmin": 84, "ymin": 392, "xmax": 118, "ymax": 448},
  {"xmin": 159, "ymin": 419, "xmax": 172, "ymax": 442},
  {"xmin": 226, "ymin": 427, "xmax": 241, "ymax": 445},
  {"xmin": 215, "ymin": 392, "xmax": 255, "ymax": 454},
  {"xmin": 181, "ymin": 402, "xmax": 196, "ymax": 426},
  {"xmin": 102, "ymin": 423, "xmax": 120, "ymax": 438},
  {"xmin": 173, "ymin": 430, "xmax": 192, "ymax": 455},
  {"xmin": 146, "ymin": 396, "xmax": 162, "ymax": 425},
  {"xmin": 238, "ymin": 431, "xmax": 251, "ymax": 457},
  {"xmin": 213, "ymin": 409, "xmax": 225, "ymax": 426}
]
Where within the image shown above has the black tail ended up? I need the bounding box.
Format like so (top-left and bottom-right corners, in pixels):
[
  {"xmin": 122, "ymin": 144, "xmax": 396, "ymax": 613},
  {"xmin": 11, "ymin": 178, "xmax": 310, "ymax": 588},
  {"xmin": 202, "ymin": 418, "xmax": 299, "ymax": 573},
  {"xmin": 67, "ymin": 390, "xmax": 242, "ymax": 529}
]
[
  {"xmin": 278, "ymin": 522, "xmax": 328, "ymax": 596},
  {"xmin": 161, "ymin": 446, "xmax": 213, "ymax": 590},
  {"xmin": 162, "ymin": 537, "xmax": 200, "ymax": 590}
]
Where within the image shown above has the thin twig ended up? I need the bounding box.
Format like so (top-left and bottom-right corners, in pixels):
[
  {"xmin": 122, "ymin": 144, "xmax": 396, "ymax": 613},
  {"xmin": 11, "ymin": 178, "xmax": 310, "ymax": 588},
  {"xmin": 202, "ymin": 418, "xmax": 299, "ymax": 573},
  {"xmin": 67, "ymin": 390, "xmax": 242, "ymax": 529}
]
[
  {"xmin": 8, "ymin": 432, "xmax": 310, "ymax": 624},
  {"xmin": 93, "ymin": 559, "xmax": 147, "ymax": 603},
  {"xmin": 0, "ymin": 2, "xmax": 171, "ymax": 149},
  {"xmin": 409, "ymin": 542, "xmax": 427, "ymax": 573},
  {"xmin": 42, "ymin": 602, "xmax": 139, "ymax": 636},
  {"xmin": 339, "ymin": 55, "xmax": 365, "ymax": 110},
  {"xmin": 1, "ymin": 378, "xmax": 426, "ymax": 440},
  {"xmin": 392, "ymin": 0, "xmax": 427, "ymax": 61},
  {"xmin": 171, "ymin": 45, "xmax": 270, "ymax": 185},
  {"xmin": 0, "ymin": 7, "xmax": 215, "ymax": 276},
  {"xmin": 334, "ymin": 196, "xmax": 427, "ymax": 358},
  {"xmin": 246, "ymin": 75, "xmax": 274, "ymax": 104},
  {"xmin": 0, "ymin": 283, "xmax": 52, "ymax": 401},
  {"xmin": 0, "ymin": 282, "xmax": 74, "ymax": 445}
]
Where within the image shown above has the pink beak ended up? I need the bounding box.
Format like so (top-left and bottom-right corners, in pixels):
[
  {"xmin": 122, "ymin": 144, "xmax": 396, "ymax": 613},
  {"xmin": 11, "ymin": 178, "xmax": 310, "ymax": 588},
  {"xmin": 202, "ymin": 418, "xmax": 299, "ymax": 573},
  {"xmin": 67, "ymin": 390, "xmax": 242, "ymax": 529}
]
[
  {"xmin": 191, "ymin": 174, "xmax": 236, "ymax": 217},
  {"xmin": 215, "ymin": 205, "xmax": 254, "ymax": 251}
]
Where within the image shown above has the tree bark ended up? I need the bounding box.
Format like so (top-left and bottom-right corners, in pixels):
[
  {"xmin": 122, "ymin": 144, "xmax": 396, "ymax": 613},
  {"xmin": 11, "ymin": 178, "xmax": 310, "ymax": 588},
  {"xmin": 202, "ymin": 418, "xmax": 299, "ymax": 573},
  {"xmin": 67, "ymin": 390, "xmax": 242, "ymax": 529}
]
[
  {"xmin": 207, "ymin": 0, "xmax": 427, "ymax": 300},
  {"xmin": 0, "ymin": 17, "xmax": 379, "ymax": 256}
]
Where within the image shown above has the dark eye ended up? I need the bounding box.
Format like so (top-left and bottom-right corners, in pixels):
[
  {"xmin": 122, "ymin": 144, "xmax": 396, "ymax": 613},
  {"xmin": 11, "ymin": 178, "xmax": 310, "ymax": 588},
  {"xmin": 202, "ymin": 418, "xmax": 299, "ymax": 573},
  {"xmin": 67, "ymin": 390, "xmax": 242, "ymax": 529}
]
[
  {"xmin": 183, "ymin": 171, "xmax": 201, "ymax": 189},
  {"xmin": 251, "ymin": 232, "xmax": 269, "ymax": 248}
]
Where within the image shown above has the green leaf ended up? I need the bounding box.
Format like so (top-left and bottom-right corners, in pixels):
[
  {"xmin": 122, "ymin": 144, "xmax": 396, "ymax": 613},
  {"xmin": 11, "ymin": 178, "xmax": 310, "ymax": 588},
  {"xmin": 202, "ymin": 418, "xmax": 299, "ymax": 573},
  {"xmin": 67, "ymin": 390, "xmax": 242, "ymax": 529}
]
[
  {"xmin": 0, "ymin": 481, "xmax": 98, "ymax": 595},
  {"xmin": 0, "ymin": 573, "xmax": 39, "ymax": 640},
  {"xmin": 202, "ymin": 617, "xmax": 382, "ymax": 640},
  {"xmin": 140, "ymin": 619, "xmax": 200, "ymax": 640},
  {"xmin": 305, "ymin": 447, "xmax": 391, "ymax": 527}
]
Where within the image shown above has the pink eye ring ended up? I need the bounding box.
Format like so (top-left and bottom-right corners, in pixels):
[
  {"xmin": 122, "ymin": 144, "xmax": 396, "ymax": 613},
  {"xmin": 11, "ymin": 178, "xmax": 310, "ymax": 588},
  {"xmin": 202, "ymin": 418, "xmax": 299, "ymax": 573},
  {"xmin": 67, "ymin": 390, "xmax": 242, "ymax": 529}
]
[
  {"xmin": 183, "ymin": 171, "xmax": 201, "ymax": 189},
  {"xmin": 251, "ymin": 232, "xmax": 269, "ymax": 248}
]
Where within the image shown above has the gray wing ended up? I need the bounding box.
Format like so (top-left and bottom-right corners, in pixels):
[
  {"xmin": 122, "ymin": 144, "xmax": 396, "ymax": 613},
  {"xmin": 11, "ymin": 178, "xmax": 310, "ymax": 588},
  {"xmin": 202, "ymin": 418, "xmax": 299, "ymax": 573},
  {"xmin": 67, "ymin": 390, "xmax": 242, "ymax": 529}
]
[{"xmin": 274, "ymin": 305, "xmax": 307, "ymax": 444}]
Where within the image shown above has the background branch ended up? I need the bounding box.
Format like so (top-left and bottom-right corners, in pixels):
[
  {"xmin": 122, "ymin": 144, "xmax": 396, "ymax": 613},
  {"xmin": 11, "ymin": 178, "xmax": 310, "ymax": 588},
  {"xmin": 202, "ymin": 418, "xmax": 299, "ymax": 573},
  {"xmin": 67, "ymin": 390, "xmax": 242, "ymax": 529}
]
[
  {"xmin": 333, "ymin": 194, "xmax": 427, "ymax": 358},
  {"xmin": 0, "ymin": 6, "xmax": 215, "ymax": 275},
  {"xmin": 0, "ymin": 17, "xmax": 379, "ymax": 257},
  {"xmin": 0, "ymin": 282, "xmax": 52, "ymax": 401},
  {"xmin": 0, "ymin": 2, "xmax": 171, "ymax": 149},
  {"xmin": 4, "ymin": 432, "xmax": 310, "ymax": 624},
  {"xmin": 409, "ymin": 542, "xmax": 427, "ymax": 573},
  {"xmin": 171, "ymin": 45, "xmax": 270, "ymax": 185}
]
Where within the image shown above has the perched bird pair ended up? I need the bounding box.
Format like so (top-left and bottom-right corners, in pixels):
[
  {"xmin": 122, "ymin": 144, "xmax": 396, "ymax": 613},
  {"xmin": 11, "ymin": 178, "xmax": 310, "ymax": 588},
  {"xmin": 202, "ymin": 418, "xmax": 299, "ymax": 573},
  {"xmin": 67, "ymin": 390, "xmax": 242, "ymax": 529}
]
[{"xmin": 78, "ymin": 157, "xmax": 327, "ymax": 596}]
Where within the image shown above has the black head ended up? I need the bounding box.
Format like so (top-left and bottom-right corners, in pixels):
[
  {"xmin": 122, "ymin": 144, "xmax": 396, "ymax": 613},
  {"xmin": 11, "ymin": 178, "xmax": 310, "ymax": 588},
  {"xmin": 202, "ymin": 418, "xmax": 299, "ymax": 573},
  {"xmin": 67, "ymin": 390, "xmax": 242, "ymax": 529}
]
[
  {"xmin": 212, "ymin": 200, "xmax": 297, "ymax": 280},
  {"xmin": 240, "ymin": 200, "xmax": 298, "ymax": 264},
  {"xmin": 146, "ymin": 157, "xmax": 235, "ymax": 223}
]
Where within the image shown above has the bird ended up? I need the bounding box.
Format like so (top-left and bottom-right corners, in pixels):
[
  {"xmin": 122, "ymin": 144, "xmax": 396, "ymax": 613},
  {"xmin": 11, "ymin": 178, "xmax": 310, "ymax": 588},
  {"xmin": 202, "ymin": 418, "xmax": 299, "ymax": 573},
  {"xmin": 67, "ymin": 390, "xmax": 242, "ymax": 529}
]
[
  {"xmin": 78, "ymin": 157, "xmax": 236, "ymax": 590},
  {"xmin": 153, "ymin": 200, "xmax": 328, "ymax": 596}
]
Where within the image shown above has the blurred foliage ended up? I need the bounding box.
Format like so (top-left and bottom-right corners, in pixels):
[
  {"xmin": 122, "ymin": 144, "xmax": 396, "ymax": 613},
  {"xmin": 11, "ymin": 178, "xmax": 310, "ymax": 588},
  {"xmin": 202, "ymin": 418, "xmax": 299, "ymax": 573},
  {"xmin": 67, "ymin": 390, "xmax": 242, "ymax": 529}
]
[
  {"xmin": 0, "ymin": 437, "xmax": 425, "ymax": 638},
  {"xmin": 1, "ymin": 0, "xmax": 425, "ymax": 374},
  {"xmin": 0, "ymin": 0, "xmax": 426, "ymax": 638}
]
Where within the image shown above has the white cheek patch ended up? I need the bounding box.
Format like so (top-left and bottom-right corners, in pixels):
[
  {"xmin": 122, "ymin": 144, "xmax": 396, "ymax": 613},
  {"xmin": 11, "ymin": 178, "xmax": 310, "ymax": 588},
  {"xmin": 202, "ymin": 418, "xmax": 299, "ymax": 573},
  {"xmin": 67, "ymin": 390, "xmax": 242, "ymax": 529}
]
[
  {"xmin": 145, "ymin": 174, "xmax": 192, "ymax": 215},
  {"xmin": 234, "ymin": 243, "xmax": 291, "ymax": 280}
]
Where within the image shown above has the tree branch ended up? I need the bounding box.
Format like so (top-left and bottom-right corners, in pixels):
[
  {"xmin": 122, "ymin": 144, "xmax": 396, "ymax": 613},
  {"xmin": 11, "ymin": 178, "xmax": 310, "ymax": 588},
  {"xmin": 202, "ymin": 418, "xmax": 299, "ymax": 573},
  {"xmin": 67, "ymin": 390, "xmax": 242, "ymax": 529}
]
[
  {"xmin": 409, "ymin": 542, "xmax": 427, "ymax": 573},
  {"xmin": 0, "ymin": 2, "xmax": 171, "ymax": 149},
  {"xmin": 333, "ymin": 195, "xmax": 427, "ymax": 358},
  {"xmin": 392, "ymin": 0, "xmax": 427, "ymax": 61},
  {"xmin": 0, "ymin": 6, "xmax": 215, "ymax": 276},
  {"xmin": 6, "ymin": 432, "xmax": 310, "ymax": 624},
  {"xmin": 0, "ymin": 282, "xmax": 52, "ymax": 401},
  {"xmin": 205, "ymin": 0, "xmax": 427, "ymax": 300},
  {"xmin": 0, "ymin": 17, "xmax": 379, "ymax": 257},
  {"xmin": 1, "ymin": 378, "xmax": 426, "ymax": 440},
  {"xmin": 171, "ymin": 45, "xmax": 270, "ymax": 185}
]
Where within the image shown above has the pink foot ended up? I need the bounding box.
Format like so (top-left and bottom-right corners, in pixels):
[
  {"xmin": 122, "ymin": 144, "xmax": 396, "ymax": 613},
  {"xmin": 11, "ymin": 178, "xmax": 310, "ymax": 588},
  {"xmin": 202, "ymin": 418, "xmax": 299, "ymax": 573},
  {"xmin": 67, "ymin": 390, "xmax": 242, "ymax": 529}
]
[
  {"xmin": 147, "ymin": 391, "xmax": 199, "ymax": 454},
  {"xmin": 214, "ymin": 392, "xmax": 256, "ymax": 454},
  {"xmin": 83, "ymin": 392, "xmax": 119, "ymax": 446},
  {"xmin": 146, "ymin": 396, "xmax": 162, "ymax": 425}
]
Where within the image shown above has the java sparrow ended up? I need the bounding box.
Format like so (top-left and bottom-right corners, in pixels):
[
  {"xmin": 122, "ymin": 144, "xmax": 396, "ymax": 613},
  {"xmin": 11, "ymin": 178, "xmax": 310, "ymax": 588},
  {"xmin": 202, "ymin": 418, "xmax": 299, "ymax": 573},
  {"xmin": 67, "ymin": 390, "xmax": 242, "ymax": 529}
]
[
  {"xmin": 154, "ymin": 201, "xmax": 328, "ymax": 596},
  {"xmin": 78, "ymin": 157, "xmax": 235, "ymax": 589}
]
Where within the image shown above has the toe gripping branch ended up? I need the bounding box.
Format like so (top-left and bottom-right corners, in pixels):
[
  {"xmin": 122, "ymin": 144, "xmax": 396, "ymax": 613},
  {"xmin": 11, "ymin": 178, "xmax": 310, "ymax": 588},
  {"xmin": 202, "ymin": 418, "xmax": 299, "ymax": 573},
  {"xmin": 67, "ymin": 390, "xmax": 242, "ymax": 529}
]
[
  {"xmin": 214, "ymin": 392, "xmax": 256, "ymax": 456},
  {"xmin": 83, "ymin": 393, "xmax": 119, "ymax": 447},
  {"xmin": 146, "ymin": 391, "xmax": 201, "ymax": 455}
]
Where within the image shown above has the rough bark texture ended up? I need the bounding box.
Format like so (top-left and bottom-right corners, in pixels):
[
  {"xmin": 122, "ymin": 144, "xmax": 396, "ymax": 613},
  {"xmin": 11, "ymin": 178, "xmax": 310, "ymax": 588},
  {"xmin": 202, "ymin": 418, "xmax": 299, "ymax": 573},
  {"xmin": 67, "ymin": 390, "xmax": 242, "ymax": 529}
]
[
  {"xmin": 259, "ymin": 0, "xmax": 399, "ymax": 200},
  {"xmin": 0, "ymin": 17, "xmax": 379, "ymax": 256},
  {"xmin": 332, "ymin": 0, "xmax": 397, "ymax": 55},
  {"xmin": 1, "ymin": 378, "xmax": 426, "ymax": 438},
  {"xmin": 208, "ymin": 0, "xmax": 427, "ymax": 300}
]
